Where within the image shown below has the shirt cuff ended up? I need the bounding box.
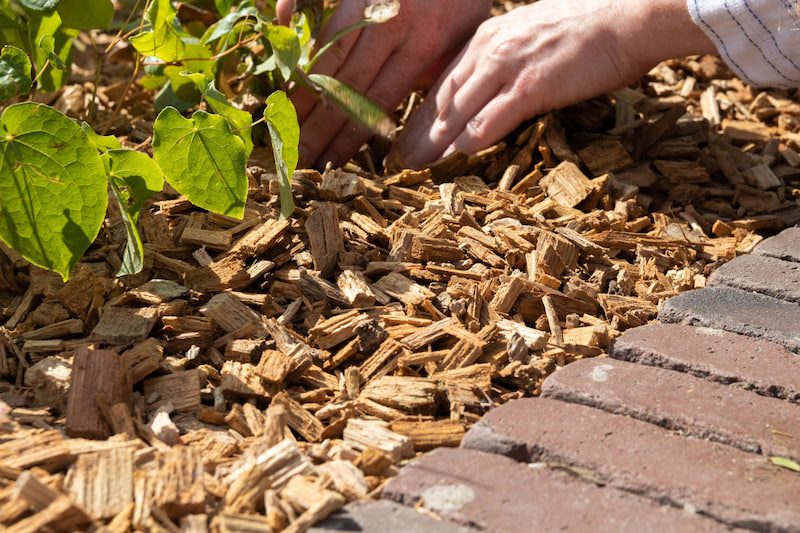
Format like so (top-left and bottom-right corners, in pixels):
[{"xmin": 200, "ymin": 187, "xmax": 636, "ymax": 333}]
[{"xmin": 687, "ymin": 0, "xmax": 800, "ymax": 87}]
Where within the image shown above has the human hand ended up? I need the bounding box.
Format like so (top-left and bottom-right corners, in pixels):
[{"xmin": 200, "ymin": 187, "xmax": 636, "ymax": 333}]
[
  {"xmin": 390, "ymin": 0, "xmax": 717, "ymax": 169},
  {"xmin": 276, "ymin": 0, "xmax": 492, "ymax": 168}
]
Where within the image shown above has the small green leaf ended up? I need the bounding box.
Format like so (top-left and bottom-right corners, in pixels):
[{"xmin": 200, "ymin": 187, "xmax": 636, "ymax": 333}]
[
  {"xmin": 309, "ymin": 73, "xmax": 394, "ymax": 137},
  {"xmin": 770, "ymin": 456, "xmax": 800, "ymax": 472},
  {"xmin": 108, "ymin": 178, "xmax": 145, "ymax": 277},
  {"xmin": 81, "ymin": 122, "xmax": 122, "ymax": 152},
  {"xmin": 153, "ymin": 107, "xmax": 247, "ymax": 218},
  {"xmin": 30, "ymin": 12, "xmax": 77, "ymax": 92},
  {"xmin": 0, "ymin": 46, "xmax": 32, "ymax": 100},
  {"xmin": 57, "ymin": 0, "xmax": 114, "ymax": 30},
  {"xmin": 203, "ymin": 7, "xmax": 258, "ymax": 46},
  {"xmin": 107, "ymin": 149, "xmax": 163, "ymax": 218},
  {"xmin": 264, "ymin": 24, "xmax": 300, "ymax": 80},
  {"xmin": 183, "ymin": 73, "xmax": 253, "ymax": 157},
  {"xmin": 19, "ymin": 0, "xmax": 59, "ymax": 14},
  {"xmin": 264, "ymin": 91, "xmax": 299, "ymax": 219},
  {"xmin": 130, "ymin": 0, "xmax": 186, "ymax": 62},
  {"xmin": 0, "ymin": 102, "xmax": 108, "ymax": 280},
  {"xmin": 37, "ymin": 35, "xmax": 65, "ymax": 70}
]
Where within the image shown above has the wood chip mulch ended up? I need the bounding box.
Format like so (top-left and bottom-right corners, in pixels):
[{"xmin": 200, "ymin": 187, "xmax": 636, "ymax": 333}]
[{"xmin": 1, "ymin": 50, "xmax": 799, "ymax": 532}]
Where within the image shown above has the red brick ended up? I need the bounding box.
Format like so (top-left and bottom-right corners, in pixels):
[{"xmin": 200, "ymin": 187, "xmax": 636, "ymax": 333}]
[
  {"xmin": 383, "ymin": 447, "xmax": 724, "ymax": 532},
  {"xmin": 542, "ymin": 358, "xmax": 800, "ymax": 460},
  {"xmin": 754, "ymin": 227, "xmax": 800, "ymax": 263},
  {"xmin": 709, "ymin": 253, "xmax": 800, "ymax": 302},
  {"xmin": 310, "ymin": 500, "xmax": 470, "ymax": 533},
  {"xmin": 659, "ymin": 286, "xmax": 800, "ymax": 353},
  {"xmin": 612, "ymin": 323, "xmax": 800, "ymax": 403},
  {"xmin": 463, "ymin": 398, "xmax": 800, "ymax": 530}
]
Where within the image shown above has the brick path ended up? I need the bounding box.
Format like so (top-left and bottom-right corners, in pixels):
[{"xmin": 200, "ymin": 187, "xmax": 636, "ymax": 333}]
[{"xmin": 311, "ymin": 228, "xmax": 800, "ymax": 533}]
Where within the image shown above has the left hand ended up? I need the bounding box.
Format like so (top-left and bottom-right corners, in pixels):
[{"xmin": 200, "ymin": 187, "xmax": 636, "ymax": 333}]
[{"xmin": 276, "ymin": 0, "xmax": 492, "ymax": 169}]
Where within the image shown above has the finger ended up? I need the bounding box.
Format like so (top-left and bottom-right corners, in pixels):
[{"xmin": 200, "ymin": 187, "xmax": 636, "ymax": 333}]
[
  {"xmin": 293, "ymin": 2, "xmax": 365, "ymax": 121},
  {"xmin": 317, "ymin": 51, "xmax": 419, "ymax": 167},
  {"xmin": 399, "ymin": 63, "xmax": 503, "ymax": 168},
  {"xmin": 390, "ymin": 44, "xmax": 478, "ymax": 166},
  {"xmin": 276, "ymin": 0, "xmax": 294, "ymax": 26},
  {"xmin": 438, "ymin": 86, "xmax": 531, "ymax": 162},
  {"xmin": 300, "ymin": 30, "xmax": 396, "ymax": 167}
]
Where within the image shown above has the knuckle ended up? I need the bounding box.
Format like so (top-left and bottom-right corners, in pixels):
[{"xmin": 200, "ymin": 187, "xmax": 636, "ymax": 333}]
[{"xmin": 464, "ymin": 116, "xmax": 487, "ymax": 141}]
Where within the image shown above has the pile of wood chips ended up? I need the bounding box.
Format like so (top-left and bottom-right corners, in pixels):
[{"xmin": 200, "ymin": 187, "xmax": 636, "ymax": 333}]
[{"xmin": 2, "ymin": 40, "xmax": 800, "ymax": 532}]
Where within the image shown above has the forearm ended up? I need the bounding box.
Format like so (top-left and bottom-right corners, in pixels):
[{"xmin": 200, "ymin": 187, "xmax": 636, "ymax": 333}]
[{"xmin": 614, "ymin": 0, "xmax": 717, "ymax": 68}]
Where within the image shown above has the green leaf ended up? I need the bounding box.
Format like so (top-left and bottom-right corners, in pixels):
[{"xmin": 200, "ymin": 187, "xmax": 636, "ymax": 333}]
[
  {"xmin": 0, "ymin": 45, "xmax": 31, "ymax": 100},
  {"xmin": 0, "ymin": 102, "xmax": 108, "ymax": 280},
  {"xmin": 81, "ymin": 122, "xmax": 122, "ymax": 152},
  {"xmin": 30, "ymin": 12, "xmax": 77, "ymax": 92},
  {"xmin": 770, "ymin": 456, "xmax": 800, "ymax": 472},
  {"xmin": 308, "ymin": 73, "xmax": 394, "ymax": 137},
  {"xmin": 153, "ymin": 107, "xmax": 247, "ymax": 218},
  {"xmin": 37, "ymin": 35, "xmax": 65, "ymax": 70},
  {"xmin": 264, "ymin": 90, "xmax": 299, "ymax": 219},
  {"xmin": 264, "ymin": 24, "xmax": 300, "ymax": 80},
  {"xmin": 183, "ymin": 72, "xmax": 253, "ymax": 157},
  {"xmin": 130, "ymin": 0, "xmax": 186, "ymax": 62},
  {"xmin": 108, "ymin": 177, "xmax": 145, "ymax": 276},
  {"xmin": 107, "ymin": 149, "xmax": 163, "ymax": 218},
  {"xmin": 19, "ymin": 0, "xmax": 59, "ymax": 14},
  {"xmin": 203, "ymin": 6, "xmax": 258, "ymax": 46},
  {"xmin": 57, "ymin": 0, "xmax": 114, "ymax": 30}
]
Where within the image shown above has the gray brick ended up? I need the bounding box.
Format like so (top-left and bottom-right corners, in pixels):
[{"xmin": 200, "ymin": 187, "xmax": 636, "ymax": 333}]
[
  {"xmin": 462, "ymin": 397, "xmax": 800, "ymax": 530},
  {"xmin": 658, "ymin": 286, "xmax": 800, "ymax": 353},
  {"xmin": 754, "ymin": 227, "xmax": 800, "ymax": 262},
  {"xmin": 383, "ymin": 447, "xmax": 724, "ymax": 532},
  {"xmin": 542, "ymin": 358, "xmax": 800, "ymax": 460},
  {"xmin": 611, "ymin": 323, "xmax": 800, "ymax": 403},
  {"xmin": 309, "ymin": 500, "xmax": 472, "ymax": 533},
  {"xmin": 709, "ymin": 253, "xmax": 800, "ymax": 302}
]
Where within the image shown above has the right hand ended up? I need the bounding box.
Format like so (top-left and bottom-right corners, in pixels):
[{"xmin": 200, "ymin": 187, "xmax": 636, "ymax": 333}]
[{"xmin": 276, "ymin": 0, "xmax": 492, "ymax": 169}]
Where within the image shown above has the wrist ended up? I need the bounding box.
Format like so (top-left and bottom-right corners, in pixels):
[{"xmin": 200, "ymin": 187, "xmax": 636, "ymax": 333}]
[{"xmin": 614, "ymin": 0, "xmax": 717, "ymax": 69}]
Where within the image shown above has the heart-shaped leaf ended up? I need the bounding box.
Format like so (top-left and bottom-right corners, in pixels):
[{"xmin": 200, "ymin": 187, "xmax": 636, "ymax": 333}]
[
  {"xmin": 0, "ymin": 46, "xmax": 32, "ymax": 100},
  {"xmin": 153, "ymin": 107, "xmax": 247, "ymax": 218},
  {"xmin": 0, "ymin": 103, "xmax": 108, "ymax": 280},
  {"xmin": 130, "ymin": 0, "xmax": 186, "ymax": 62},
  {"xmin": 183, "ymin": 73, "xmax": 253, "ymax": 157}
]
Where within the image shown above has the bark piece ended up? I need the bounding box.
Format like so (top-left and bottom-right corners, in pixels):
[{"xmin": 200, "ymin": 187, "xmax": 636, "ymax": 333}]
[{"xmin": 66, "ymin": 348, "xmax": 132, "ymax": 439}]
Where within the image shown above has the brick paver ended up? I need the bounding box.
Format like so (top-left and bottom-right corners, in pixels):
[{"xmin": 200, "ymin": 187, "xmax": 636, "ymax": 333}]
[
  {"xmin": 611, "ymin": 323, "xmax": 800, "ymax": 402},
  {"xmin": 382, "ymin": 447, "xmax": 724, "ymax": 532},
  {"xmin": 709, "ymin": 253, "xmax": 800, "ymax": 302},
  {"xmin": 541, "ymin": 358, "xmax": 800, "ymax": 459},
  {"xmin": 309, "ymin": 500, "xmax": 471, "ymax": 533},
  {"xmin": 659, "ymin": 286, "xmax": 800, "ymax": 352},
  {"xmin": 754, "ymin": 227, "xmax": 800, "ymax": 262},
  {"xmin": 462, "ymin": 397, "xmax": 800, "ymax": 530},
  {"xmin": 356, "ymin": 228, "xmax": 800, "ymax": 532}
]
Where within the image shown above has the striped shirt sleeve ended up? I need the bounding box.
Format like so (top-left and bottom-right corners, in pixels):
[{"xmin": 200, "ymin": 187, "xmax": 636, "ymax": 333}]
[{"xmin": 687, "ymin": 0, "xmax": 800, "ymax": 87}]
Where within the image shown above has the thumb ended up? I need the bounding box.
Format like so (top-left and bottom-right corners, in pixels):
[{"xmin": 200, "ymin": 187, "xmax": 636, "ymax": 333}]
[{"xmin": 276, "ymin": 0, "xmax": 294, "ymax": 26}]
